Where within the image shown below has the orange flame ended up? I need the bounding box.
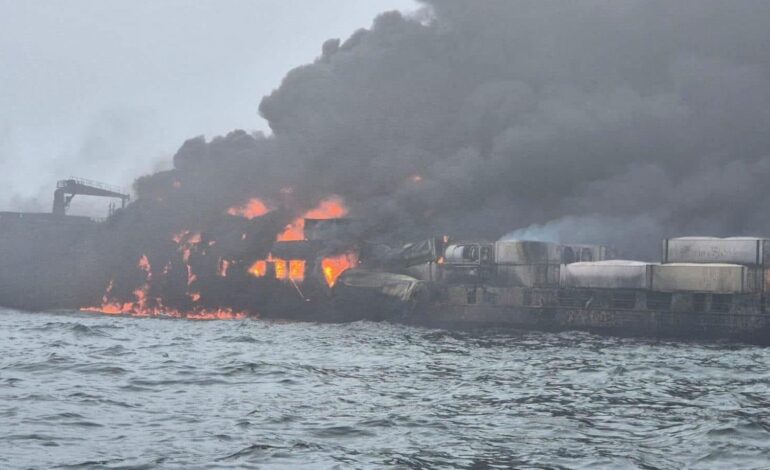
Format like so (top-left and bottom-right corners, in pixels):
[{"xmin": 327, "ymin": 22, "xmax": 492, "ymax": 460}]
[
  {"xmin": 173, "ymin": 230, "xmax": 202, "ymax": 263},
  {"xmin": 184, "ymin": 309, "xmax": 248, "ymax": 320},
  {"xmin": 321, "ymin": 252, "xmax": 358, "ymax": 287},
  {"xmin": 84, "ymin": 270, "xmax": 246, "ymax": 320},
  {"xmin": 249, "ymin": 260, "xmax": 267, "ymax": 277},
  {"xmin": 277, "ymin": 196, "xmax": 347, "ymax": 241},
  {"xmin": 248, "ymin": 255, "xmax": 305, "ymax": 282},
  {"xmin": 83, "ymin": 239, "xmax": 248, "ymax": 320},
  {"xmin": 304, "ymin": 197, "xmax": 348, "ymax": 219},
  {"xmin": 274, "ymin": 259, "xmax": 288, "ymax": 280},
  {"xmin": 82, "ymin": 304, "xmax": 247, "ymax": 321},
  {"xmin": 227, "ymin": 198, "xmax": 271, "ymax": 219},
  {"xmin": 172, "ymin": 231, "xmax": 204, "ymax": 302},
  {"xmin": 277, "ymin": 223, "xmax": 304, "ymax": 242},
  {"xmin": 173, "ymin": 230, "xmax": 201, "ymax": 245},
  {"xmin": 289, "ymin": 260, "xmax": 306, "ymax": 282}
]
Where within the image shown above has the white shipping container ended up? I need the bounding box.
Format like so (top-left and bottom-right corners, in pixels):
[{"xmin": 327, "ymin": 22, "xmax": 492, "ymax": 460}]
[
  {"xmin": 495, "ymin": 240, "xmax": 562, "ymax": 265},
  {"xmin": 664, "ymin": 237, "xmax": 769, "ymax": 265},
  {"xmin": 496, "ymin": 264, "xmax": 560, "ymax": 287},
  {"xmin": 651, "ymin": 263, "xmax": 750, "ymax": 294},
  {"xmin": 560, "ymin": 260, "xmax": 655, "ymax": 290}
]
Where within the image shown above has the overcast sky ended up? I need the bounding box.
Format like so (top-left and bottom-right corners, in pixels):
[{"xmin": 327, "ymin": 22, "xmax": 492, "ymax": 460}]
[{"xmin": 0, "ymin": 0, "xmax": 417, "ymax": 214}]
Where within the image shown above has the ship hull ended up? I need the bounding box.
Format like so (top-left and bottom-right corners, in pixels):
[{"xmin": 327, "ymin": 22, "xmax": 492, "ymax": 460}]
[{"xmin": 411, "ymin": 302, "xmax": 770, "ymax": 345}]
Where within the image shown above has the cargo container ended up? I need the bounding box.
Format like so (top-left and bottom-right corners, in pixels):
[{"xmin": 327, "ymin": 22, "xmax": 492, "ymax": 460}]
[
  {"xmin": 560, "ymin": 260, "xmax": 655, "ymax": 290},
  {"xmin": 491, "ymin": 241, "xmax": 613, "ymax": 288},
  {"xmin": 650, "ymin": 263, "xmax": 750, "ymax": 294},
  {"xmin": 663, "ymin": 237, "xmax": 770, "ymax": 265},
  {"xmin": 402, "ymin": 237, "xmax": 770, "ymax": 345},
  {"xmin": 496, "ymin": 264, "xmax": 560, "ymax": 287},
  {"xmin": 494, "ymin": 240, "xmax": 562, "ymax": 265},
  {"xmin": 662, "ymin": 237, "xmax": 770, "ymax": 293}
]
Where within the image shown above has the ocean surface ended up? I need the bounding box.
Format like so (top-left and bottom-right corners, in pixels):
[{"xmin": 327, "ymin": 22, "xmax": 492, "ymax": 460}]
[{"xmin": 1, "ymin": 309, "xmax": 769, "ymax": 469}]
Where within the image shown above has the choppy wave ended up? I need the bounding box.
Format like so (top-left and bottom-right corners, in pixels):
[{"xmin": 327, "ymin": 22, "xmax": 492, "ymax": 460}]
[{"xmin": 1, "ymin": 309, "xmax": 769, "ymax": 468}]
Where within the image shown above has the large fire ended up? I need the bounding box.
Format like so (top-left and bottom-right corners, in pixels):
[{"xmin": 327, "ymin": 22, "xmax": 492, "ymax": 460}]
[
  {"xmin": 83, "ymin": 195, "xmax": 356, "ymax": 319},
  {"xmin": 83, "ymin": 257, "xmax": 247, "ymax": 321},
  {"xmin": 247, "ymin": 195, "xmax": 355, "ymax": 287},
  {"xmin": 227, "ymin": 198, "xmax": 271, "ymax": 219},
  {"xmin": 322, "ymin": 253, "xmax": 358, "ymax": 287},
  {"xmin": 83, "ymin": 238, "xmax": 248, "ymax": 320},
  {"xmin": 82, "ymin": 303, "xmax": 247, "ymax": 321},
  {"xmin": 277, "ymin": 196, "xmax": 348, "ymax": 241},
  {"xmin": 248, "ymin": 252, "xmax": 354, "ymax": 287}
]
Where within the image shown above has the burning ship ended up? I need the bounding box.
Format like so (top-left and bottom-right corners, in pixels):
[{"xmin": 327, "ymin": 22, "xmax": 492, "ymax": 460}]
[{"xmin": 2, "ymin": 177, "xmax": 770, "ymax": 344}]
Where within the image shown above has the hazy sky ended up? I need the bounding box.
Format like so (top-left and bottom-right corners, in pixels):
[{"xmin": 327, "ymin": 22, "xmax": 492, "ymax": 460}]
[{"xmin": 0, "ymin": 0, "xmax": 417, "ymax": 214}]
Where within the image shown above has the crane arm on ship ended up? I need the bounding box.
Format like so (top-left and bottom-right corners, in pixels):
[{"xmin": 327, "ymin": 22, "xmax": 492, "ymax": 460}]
[{"xmin": 52, "ymin": 177, "xmax": 130, "ymax": 216}]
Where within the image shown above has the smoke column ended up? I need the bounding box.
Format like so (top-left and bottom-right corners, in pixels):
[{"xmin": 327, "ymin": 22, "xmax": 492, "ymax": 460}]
[{"xmin": 127, "ymin": 0, "xmax": 770, "ymax": 263}]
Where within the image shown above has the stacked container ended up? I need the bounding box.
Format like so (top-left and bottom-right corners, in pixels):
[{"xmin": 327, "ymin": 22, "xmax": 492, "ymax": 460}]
[
  {"xmin": 663, "ymin": 237, "xmax": 769, "ymax": 293},
  {"xmin": 495, "ymin": 240, "xmax": 612, "ymax": 287},
  {"xmin": 560, "ymin": 241, "xmax": 755, "ymax": 294},
  {"xmin": 560, "ymin": 260, "xmax": 655, "ymax": 290},
  {"xmin": 494, "ymin": 240, "xmax": 561, "ymax": 287},
  {"xmin": 650, "ymin": 262, "xmax": 751, "ymax": 294}
]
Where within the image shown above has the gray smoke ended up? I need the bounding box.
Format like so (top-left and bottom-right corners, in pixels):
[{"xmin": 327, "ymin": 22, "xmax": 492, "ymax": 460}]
[{"xmin": 133, "ymin": 0, "xmax": 770, "ymax": 260}]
